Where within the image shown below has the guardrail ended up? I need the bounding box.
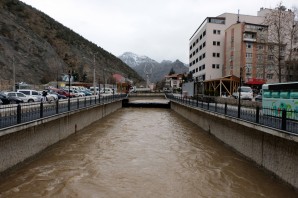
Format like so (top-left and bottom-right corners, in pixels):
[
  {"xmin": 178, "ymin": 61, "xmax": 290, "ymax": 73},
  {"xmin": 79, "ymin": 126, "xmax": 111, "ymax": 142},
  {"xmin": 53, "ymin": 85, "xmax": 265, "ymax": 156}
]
[
  {"xmin": 0, "ymin": 94, "xmax": 127, "ymax": 129},
  {"xmin": 166, "ymin": 94, "xmax": 298, "ymax": 134}
]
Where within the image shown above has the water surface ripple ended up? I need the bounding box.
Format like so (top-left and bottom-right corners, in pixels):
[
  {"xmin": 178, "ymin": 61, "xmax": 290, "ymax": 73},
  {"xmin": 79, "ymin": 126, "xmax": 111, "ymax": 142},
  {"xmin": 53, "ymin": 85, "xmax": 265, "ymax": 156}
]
[{"xmin": 0, "ymin": 108, "xmax": 297, "ymax": 197}]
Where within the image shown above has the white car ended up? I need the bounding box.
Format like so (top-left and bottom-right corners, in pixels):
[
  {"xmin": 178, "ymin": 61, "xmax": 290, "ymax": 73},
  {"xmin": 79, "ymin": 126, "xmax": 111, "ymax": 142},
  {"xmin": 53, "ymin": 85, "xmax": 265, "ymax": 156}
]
[
  {"xmin": 232, "ymin": 86, "xmax": 253, "ymax": 100},
  {"xmin": 4, "ymin": 92, "xmax": 35, "ymax": 103},
  {"xmin": 100, "ymin": 88, "xmax": 114, "ymax": 95},
  {"xmin": 17, "ymin": 89, "xmax": 42, "ymax": 102}
]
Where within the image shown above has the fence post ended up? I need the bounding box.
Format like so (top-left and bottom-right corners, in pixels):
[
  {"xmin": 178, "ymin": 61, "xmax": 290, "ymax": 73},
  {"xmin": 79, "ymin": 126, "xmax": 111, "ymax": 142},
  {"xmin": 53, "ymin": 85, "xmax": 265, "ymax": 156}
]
[
  {"xmin": 281, "ymin": 109, "xmax": 287, "ymax": 131},
  {"xmin": 256, "ymin": 106, "xmax": 259, "ymax": 123},
  {"xmin": 224, "ymin": 102, "xmax": 227, "ymax": 115},
  {"xmin": 84, "ymin": 97, "xmax": 87, "ymax": 107},
  {"xmin": 68, "ymin": 98, "xmax": 70, "ymax": 111},
  {"xmin": 77, "ymin": 98, "xmax": 80, "ymax": 109},
  {"xmin": 215, "ymin": 102, "xmax": 217, "ymax": 112},
  {"xmin": 17, "ymin": 104, "xmax": 21, "ymax": 124},
  {"xmin": 40, "ymin": 102, "xmax": 43, "ymax": 118},
  {"xmin": 196, "ymin": 96, "xmax": 198, "ymax": 107},
  {"xmin": 207, "ymin": 101, "xmax": 209, "ymax": 110},
  {"xmin": 56, "ymin": 100, "xmax": 59, "ymax": 114}
]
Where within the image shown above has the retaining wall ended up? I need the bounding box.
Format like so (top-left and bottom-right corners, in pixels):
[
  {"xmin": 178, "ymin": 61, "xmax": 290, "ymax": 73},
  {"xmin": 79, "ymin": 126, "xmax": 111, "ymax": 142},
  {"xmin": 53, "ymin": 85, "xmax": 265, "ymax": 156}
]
[
  {"xmin": 0, "ymin": 101, "xmax": 122, "ymax": 174},
  {"xmin": 171, "ymin": 101, "xmax": 298, "ymax": 189}
]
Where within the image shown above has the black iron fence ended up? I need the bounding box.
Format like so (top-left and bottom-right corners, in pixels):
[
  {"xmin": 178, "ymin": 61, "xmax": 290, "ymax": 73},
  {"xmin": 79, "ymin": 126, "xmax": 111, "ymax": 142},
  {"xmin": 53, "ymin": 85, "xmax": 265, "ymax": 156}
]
[
  {"xmin": 166, "ymin": 94, "xmax": 298, "ymax": 134},
  {"xmin": 0, "ymin": 94, "xmax": 127, "ymax": 129}
]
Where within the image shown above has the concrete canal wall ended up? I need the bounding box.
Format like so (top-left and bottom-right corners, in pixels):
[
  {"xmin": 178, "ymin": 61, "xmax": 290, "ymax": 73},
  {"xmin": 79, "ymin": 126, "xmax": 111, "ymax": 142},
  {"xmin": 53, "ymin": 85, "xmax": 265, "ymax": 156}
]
[
  {"xmin": 0, "ymin": 101, "xmax": 122, "ymax": 174},
  {"xmin": 171, "ymin": 101, "xmax": 298, "ymax": 189}
]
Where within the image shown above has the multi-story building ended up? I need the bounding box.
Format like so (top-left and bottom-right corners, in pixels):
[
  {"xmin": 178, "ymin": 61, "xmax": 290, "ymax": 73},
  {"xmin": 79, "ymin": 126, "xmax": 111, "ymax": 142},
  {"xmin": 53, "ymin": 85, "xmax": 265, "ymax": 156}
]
[
  {"xmin": 224, "ymin": 22, "xmax": 269, "ymax": 87},
  {"xmin": 190, "ymin": 7, "xmax": 298, "ymax": 96},
  {"xmin": 164, "ymin": 74, "xmax": 183, "ymax": 91},
  {"xmin": 189, "ymin": 13, "xmax": 264, "ymax": 82}
]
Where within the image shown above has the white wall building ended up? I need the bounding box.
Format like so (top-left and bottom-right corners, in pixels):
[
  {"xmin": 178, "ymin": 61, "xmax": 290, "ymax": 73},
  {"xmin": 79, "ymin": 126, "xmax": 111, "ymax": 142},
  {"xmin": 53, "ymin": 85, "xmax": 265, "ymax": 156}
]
[{"xmin": 189, "ymin": 13, "xmax": 264, "ymax": 82}]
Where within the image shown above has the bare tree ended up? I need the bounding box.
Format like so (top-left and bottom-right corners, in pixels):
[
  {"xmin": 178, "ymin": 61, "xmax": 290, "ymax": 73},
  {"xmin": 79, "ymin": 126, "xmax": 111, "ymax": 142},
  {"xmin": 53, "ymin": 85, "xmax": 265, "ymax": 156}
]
[
  {"xmin": 263, "ymin": 3, "xmax": 298, "ymax": 82},
  {"xmin": 285, "ymin": 7, "xmax": 298, "ymax": 81}
]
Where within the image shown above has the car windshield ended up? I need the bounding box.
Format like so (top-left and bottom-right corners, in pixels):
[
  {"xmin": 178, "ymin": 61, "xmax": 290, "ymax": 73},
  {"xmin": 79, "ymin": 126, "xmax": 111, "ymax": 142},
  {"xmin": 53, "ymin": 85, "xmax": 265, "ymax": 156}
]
[{"xmin": 239, "ymin": 87, "xmax": 251, "ymax": 92}]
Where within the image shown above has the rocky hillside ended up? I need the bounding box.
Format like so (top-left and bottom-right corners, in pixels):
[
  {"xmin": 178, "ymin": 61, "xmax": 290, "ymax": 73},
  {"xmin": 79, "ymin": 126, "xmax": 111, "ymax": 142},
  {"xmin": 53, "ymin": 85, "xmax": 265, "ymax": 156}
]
[
  {"xmin": 119, "ymin": 52, "xmax": 189, "ymax": 83},
  {"xmin": 0, "ymin": 0, "xmax": 143, "ymax": 90}
]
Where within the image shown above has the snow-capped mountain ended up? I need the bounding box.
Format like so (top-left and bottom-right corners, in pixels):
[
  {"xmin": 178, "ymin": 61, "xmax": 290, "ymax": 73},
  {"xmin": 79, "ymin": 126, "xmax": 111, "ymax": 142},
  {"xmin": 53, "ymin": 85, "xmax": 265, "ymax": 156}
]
[
  {"xmin": 118, "ymin": 52, "xmax": 189, "ymax": 83},
  {"xmin": 118, "ymin": 52, "xmax": 158, "ymax": 68}
]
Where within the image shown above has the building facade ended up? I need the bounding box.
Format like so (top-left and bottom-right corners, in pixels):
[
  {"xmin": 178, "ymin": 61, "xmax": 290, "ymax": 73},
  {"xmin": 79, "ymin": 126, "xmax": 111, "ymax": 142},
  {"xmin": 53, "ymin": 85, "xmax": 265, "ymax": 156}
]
[
  {"xmin": 190, "ymin": 7, "xmax": 298, "ymax": 90},
  {"xmin": 189, "ymin": 13, "xmax": 264, "ymax": 83},
  {"xmin": 224, "ymin": 22, "xmax": 269, "ymax": 87}
]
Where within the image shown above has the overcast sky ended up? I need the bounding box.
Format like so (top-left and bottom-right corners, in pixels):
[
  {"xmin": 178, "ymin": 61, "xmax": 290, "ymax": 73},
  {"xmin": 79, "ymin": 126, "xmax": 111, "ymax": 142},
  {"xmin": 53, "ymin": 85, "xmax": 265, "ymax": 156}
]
[{"xmin": 21, "ymin": 0, "xmax": 297, "ymax": 63}]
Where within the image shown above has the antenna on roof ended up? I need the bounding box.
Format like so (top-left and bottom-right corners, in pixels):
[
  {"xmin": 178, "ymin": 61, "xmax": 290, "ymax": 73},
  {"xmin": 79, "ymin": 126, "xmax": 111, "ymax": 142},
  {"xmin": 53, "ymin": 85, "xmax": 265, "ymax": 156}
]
[{"xmin": 237, "ymin": 9, "xmax": 240, "ymax": 23}]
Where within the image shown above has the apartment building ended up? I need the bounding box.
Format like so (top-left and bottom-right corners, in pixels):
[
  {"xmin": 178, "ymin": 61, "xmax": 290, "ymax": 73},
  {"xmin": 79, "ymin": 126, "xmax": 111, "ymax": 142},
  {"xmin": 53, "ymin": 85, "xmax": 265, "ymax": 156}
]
[
  {"xmin": 224, "ymin": 22, "xmax": 269, "ymax": 86},
  {"xmin": 189, "ymin": 13, "xmax": 264, "ymax": 82}
]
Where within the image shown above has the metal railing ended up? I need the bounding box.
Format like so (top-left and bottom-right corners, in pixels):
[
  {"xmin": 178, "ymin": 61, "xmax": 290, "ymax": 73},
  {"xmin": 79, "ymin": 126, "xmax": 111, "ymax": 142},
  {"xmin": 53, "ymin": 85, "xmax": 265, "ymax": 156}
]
[
  {"xmin": 0, "ymin": 94, "xmax": 127, "ymax": 129},
  {"xmin": 166, "ymin": 94, "xmax": 298, "ymax": 134}
]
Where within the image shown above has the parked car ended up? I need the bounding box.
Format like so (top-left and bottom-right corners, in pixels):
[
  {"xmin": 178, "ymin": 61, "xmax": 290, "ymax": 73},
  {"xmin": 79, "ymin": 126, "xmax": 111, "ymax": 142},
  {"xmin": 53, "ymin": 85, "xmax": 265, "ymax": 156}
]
[
  {"xmin": 232, "ymin": 86, "xmax": 253, "ymax": 100},
  {"xmin": 69, "ymin": 89, "xmax": 85, "ymax": 97},
  {"xmin": 1, "ymin": 92, "xmax": 24, "ymax": 104},
  {"xmin": 255, "ymin": 94, "xmax": 262, "ymax": 102},
  {"xmin": 100, "ymin": 88, "xmax": 114, "ymax": 94},
  {"xmin": 80, "ymin": 90, "xmax": 93, "ymax": 96},
  {"xmin": 17, "ymin": 89, "xmax": 42, "ymax": 102},
  {"xmin": 57, "ymin": 89, "xmax": 75, "ymax": 98},
  {"xmin": 47, "ymin": 90, "xmax": 67, "ymax": 100},
  {"xmin": 40, "ymin": 90, "xmax": 58, "ymax": 102},
  {"xmin": 4, "ymin": 92, "xmax": 34, "ymax": 103}
]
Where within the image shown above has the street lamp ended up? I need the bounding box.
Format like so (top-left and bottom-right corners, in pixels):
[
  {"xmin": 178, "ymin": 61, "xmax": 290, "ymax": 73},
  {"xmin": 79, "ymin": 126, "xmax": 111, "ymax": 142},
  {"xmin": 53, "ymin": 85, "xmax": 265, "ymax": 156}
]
[
  {"xmin": 238, "ymin": 67, "xmax": 242, "ymax": 118},
  {"xmin": 92, "ymin": 54, "xmax": 96, "ymax": 95}
]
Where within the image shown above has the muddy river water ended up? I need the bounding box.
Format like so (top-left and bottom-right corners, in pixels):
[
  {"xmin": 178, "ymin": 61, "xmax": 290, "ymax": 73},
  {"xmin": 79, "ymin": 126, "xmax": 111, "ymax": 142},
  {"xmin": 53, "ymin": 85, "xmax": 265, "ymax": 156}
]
[{"xmin": 0, "ymin": 108, "xmax": 297, "ymax": 197}]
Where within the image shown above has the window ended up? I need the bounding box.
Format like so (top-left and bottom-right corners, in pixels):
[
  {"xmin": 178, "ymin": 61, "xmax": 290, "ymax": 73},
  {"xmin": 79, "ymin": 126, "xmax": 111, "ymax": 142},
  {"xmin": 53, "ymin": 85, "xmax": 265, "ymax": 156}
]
[
  {"xmin": 217, "ymin": 41, "xmax": 220, "ymax": 46},
  {"xmin": 203, "ymin": 30, "xmax": 206, "ymax": 36},
  {"xmin": 213, "ymin": 29, "xmax": 216, "ymax": 34},
  {"xmin": 246, "ymin": 64, "xmax": 252, "ymax": 73},
  {"xmin": 266, "ymin": 74, "xmax": 273, "ymax": 79},
  {"xmin": 196, "ymin": 58, "xmax": 198, "ymax": 63},
  {"xmin": 217, "ymin": 30, "xmax": 221, "ymax": 34},
  {"xmin": 213, "ymin": 53, "xmax": 220, "ymax": 57},
  {"xmin": 246, "ymin": 53, "xmax": 253, "ymax": 58},
  {"xmin": 203, "ymin": 42, "xmax": 206, "ymax": 47},
  {"xmin": 258, "ymin": 45, "xmax": 264, "ymax": 50},
  {"xmin": 246, "ymin": 42, "xmax": 252, "ymax": 49},
  {"xmin": 269, "ymin": 45, "xmax": 274, "ymax": 50},
  {"xmin": 196, "ymin": 48, "xmax": 198, "ymax": 53},
  {"xmin": 212, "ymin": 64, "xmax": 220, "ymax": 69},
  {"xmin": 257, "ymin": 54, "xmax": 263, "ymax": 60},
  {"xmin": 268, "ymin": 55, "xmax": 274, "ymax": 60},
  {"xmin": 213, "ymin": 41, "xmax": 216, "ymax": 46}
]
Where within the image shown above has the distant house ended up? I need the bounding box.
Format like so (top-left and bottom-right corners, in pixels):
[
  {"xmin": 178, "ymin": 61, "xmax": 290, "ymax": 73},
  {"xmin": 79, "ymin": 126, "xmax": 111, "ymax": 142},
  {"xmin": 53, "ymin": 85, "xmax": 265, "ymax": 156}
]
[{"xmin": 164, "ymin": 74, "xmax": 184, "ymax": 91}]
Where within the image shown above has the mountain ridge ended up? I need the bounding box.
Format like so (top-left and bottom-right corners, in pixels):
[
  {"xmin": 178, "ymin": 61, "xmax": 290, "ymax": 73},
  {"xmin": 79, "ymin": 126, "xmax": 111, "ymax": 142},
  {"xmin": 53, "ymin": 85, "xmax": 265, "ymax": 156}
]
[
  {"xmin": 119, "ymin": 52, "xmax": 189, "ymax": 83},
  {"xmin": 0, "ymin": 0, "xmax": 143, "ymax": 90}
]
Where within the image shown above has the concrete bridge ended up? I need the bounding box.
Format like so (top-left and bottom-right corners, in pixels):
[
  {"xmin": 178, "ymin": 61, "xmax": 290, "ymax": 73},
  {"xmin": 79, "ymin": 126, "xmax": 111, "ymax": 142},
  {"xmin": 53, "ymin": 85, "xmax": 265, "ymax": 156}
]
[
  {"xmin": 123, "ymin": 93, "xmax": 170, "ymax": 108},
  {"xmin": 0, "ymin": 93, "xmax": 298, "ymax": 190}
]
